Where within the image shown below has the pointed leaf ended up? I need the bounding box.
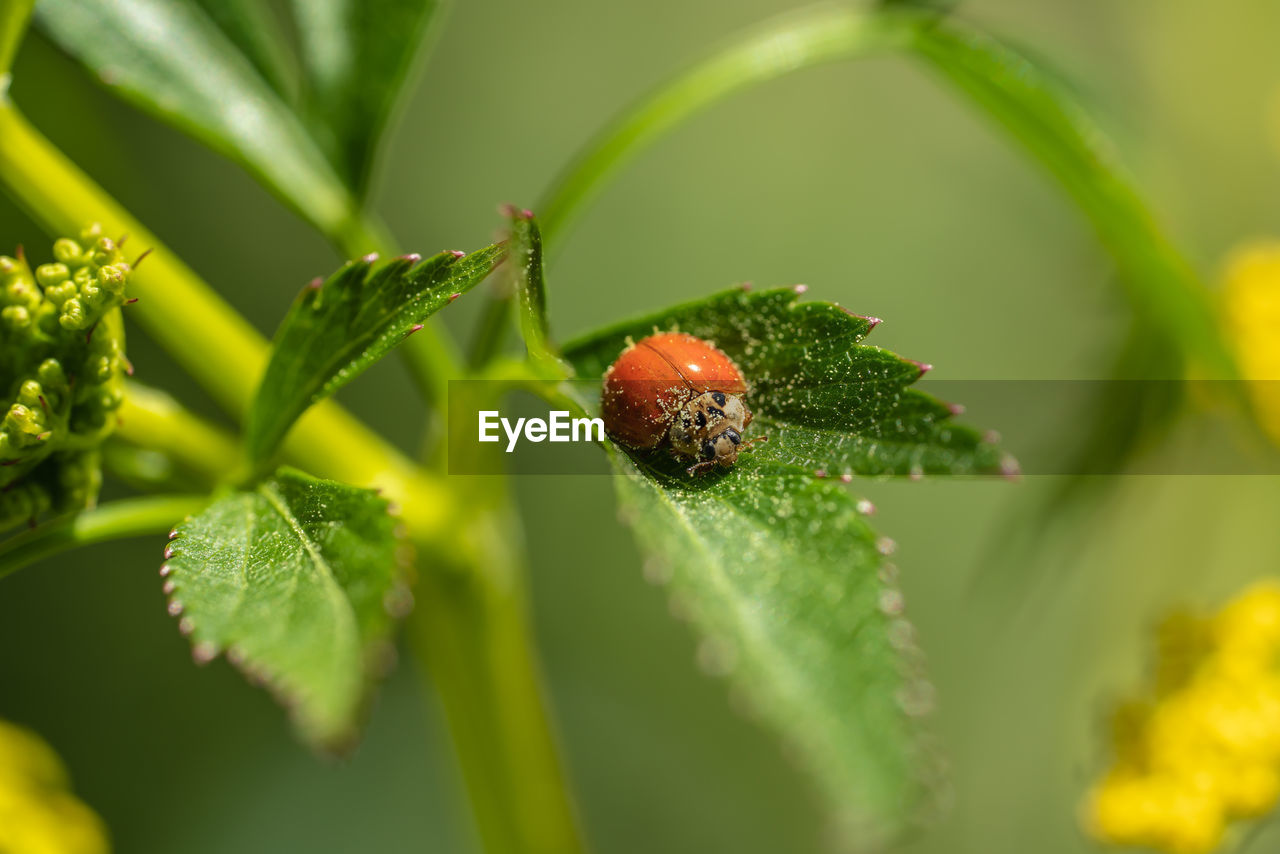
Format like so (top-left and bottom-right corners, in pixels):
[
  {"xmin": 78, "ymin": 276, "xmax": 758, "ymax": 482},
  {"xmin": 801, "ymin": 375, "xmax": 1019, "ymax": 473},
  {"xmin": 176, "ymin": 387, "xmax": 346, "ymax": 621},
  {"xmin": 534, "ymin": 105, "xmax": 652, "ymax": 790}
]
[
  {"xmin": 564, "ymin": 286, "xmax": 1010, "ymax": 477},
  {"xmin": 247, "ymin": 245, "xmax": 504, "ymax": 463},
  {"xmin": 611, "ymin": 452, "xmax": 939, "ymax": 844},
  {"xmin": 35, "ymin": 0, "xmax": 356, "ymax": 237},
  {"xmin": 562, "ymin": 287, "xmax": 1011, "ymax": 842},
  {"xmin": 293, "ymin": 0, "xmax": 442, "ymax": 196},
  {"xmin": 162, "ymin": 468, "xmax": 407, "ymax": 749}
]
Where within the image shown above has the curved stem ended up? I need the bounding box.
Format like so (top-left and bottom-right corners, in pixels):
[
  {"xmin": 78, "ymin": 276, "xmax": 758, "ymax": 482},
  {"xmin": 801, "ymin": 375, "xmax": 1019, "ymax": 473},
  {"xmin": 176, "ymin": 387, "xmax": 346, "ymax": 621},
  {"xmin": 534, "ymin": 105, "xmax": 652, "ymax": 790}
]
[
  {"xmin": 537, "ymin": 7, "xmax": 909, "ymax": 246},
  {"xmin": 527, "ymin": 4, "xmax": 1233, "ymax": 381},
  {"xmin": 0, "ymin": 494, "xmax": 208, "ymax": 581},
  {"xmin": 116, "ymin": 381, "xmax": 242, "ymax": 485},
  {"xmin": 464, "ymin": 6, "xmax": 910, "ymax": 359}
]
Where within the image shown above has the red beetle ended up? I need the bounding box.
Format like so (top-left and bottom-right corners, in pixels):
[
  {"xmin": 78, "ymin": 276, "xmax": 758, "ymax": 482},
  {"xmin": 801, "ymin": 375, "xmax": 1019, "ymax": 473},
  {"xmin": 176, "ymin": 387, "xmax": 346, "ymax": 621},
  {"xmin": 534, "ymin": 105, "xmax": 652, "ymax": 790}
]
[{"xmin": 601, "ymin": 332, "xmax": 765, "ymax": 474}]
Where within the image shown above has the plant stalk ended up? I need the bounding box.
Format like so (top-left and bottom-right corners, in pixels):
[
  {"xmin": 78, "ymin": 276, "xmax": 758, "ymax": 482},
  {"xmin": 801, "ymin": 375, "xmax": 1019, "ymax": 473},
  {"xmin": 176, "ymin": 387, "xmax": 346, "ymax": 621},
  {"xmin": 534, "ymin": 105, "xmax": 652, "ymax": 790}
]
[
  {"xmin": 409, "ymin": 511, "xmax": 587, "ymax": 854},
  {"xmin": 0, "ymin": 100, "xmax": 453, "ymax": 538},
  {"xmin": 0, "ymin": 494, "xmax": 208, "ymax": 581}
]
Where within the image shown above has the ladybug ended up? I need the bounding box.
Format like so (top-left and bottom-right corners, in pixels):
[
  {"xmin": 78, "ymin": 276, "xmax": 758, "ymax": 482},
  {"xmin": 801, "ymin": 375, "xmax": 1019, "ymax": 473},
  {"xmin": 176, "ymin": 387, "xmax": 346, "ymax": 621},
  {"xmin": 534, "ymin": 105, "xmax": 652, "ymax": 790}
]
[{"xmin": 601, "ymin": 332, "xmax": 766, "ymax": 474}]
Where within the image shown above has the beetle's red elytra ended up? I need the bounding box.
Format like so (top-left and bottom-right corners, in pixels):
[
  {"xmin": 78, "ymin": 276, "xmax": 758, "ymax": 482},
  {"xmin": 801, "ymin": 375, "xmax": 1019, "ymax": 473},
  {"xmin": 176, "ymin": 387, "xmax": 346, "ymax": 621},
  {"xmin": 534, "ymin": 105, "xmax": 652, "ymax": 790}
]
[{"xmin": 601, "ymin": 332, "xmax": 766, "ymax": 474}]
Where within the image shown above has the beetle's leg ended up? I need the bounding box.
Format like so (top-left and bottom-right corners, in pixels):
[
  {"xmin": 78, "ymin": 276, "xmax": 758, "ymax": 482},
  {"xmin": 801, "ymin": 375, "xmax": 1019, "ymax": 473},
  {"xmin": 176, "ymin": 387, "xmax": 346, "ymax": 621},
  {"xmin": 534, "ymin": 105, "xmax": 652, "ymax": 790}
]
[{"xmin": 685, "ymin": 459, "xmax": 719, "ymax": 476}]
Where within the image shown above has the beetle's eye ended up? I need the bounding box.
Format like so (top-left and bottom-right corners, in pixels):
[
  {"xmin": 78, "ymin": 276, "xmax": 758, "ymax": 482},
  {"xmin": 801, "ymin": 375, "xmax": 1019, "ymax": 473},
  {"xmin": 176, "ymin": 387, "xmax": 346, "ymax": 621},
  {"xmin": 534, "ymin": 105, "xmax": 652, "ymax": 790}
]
[
  {"xmin": 711, "ymin": 391, "xmax": 727, "ymax": 406},
  {"xmin": 700, "ymin": 439, "xmax": 716, "ymax": 461},
  {"xmin": 724, "ymin": 428, "xmax": 741, "ymax": 445}
]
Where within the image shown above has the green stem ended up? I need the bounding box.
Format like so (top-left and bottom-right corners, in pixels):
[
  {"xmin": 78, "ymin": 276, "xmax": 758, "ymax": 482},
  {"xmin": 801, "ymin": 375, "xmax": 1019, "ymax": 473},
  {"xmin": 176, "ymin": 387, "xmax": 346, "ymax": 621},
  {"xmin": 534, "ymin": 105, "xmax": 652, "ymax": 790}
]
[
  {"xmin": 0, "ymin": 100, "xmax": 454, "ymax": 538},
  {"xmin": 410, "ymin": 511, "xmax": 586, "ymax": 854},
  {"xmin": 0, "ymin": 494, "xmax": 208, "ymax": 581},
  {"xmin": 462, "ymin": 7, "xmax": 912, "ymax": 352},
  {"xmin": 0, "ymin": 0, "xmax": 33, "ymax": 81},
  {"xmin": 116, "ymin": 381, "xmax": 242, "ymax": 485},
  {"xmin": 536, "ymin": 7, "xmax": 909, "ymax": 245}
]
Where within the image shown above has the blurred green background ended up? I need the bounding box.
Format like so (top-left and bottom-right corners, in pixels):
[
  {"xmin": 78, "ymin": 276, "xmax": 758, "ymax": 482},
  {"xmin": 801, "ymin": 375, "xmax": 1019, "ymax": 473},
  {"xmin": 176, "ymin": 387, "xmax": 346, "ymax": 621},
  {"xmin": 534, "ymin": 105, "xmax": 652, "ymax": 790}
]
[{"xmin": 3, "ymin": 0, "xmax": 1280, "ymax": 851}]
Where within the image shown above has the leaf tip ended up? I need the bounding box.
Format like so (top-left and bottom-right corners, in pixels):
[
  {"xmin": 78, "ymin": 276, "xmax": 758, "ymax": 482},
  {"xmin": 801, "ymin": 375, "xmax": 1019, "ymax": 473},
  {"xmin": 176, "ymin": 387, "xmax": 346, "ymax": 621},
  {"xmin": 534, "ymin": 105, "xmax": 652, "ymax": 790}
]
[
  {"xmin": 856, "ymin": 498, "xmax": 876, "ymax": 515},
  {"xmin": 401, "ymin": 253, "xmax": 422, "ymax": 264},
  {"xmin": 792, "ymin": 283, "xmax": 808, "ymax": 295},
  {"xmin": 945, "ymin": 401, "xmax": 965, "ymax": 416},
  {"xmin": 905, "ymin": 358, "xmax": 932, "ymax": 377},
  {"xmin": 449, "ymin": 292, "xmax": 461, "ymax": 302},
  {"xmin": 167, "ymin": 599, "xmax": 184, "ymax": 617},
  {"xmin": 448, "ymin": 250, "xmax": 466, "ymax": 259}
]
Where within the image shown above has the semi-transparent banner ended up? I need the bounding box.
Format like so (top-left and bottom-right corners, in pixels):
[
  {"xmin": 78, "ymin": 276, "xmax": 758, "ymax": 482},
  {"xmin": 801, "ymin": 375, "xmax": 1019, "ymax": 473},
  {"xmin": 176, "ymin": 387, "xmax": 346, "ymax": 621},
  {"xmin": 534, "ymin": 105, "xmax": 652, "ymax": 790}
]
[{"xmin": 445, "ymin": 380, "xmax": 1280, "ymax": 475}]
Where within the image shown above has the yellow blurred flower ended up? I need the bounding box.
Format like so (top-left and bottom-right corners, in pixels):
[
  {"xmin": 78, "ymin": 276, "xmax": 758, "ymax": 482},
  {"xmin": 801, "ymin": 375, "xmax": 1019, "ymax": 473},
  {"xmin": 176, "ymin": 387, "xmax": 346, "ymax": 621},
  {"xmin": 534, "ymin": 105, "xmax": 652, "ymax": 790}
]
[
  {"xmin": 1221, "ymin": 243, "xmax": 1280, "ymax": 443},
  {"xmin": 0, "ymin": 719, "xmax": 109, "ymax": 854},
  {"xmin": 1084, "ymin": 581, "xmax": 1280, "ymax": 853}
]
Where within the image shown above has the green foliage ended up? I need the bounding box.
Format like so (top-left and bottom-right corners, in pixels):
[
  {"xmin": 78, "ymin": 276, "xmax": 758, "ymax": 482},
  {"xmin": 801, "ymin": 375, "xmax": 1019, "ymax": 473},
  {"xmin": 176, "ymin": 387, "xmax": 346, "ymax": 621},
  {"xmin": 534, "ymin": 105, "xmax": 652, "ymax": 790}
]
[
  {"xmin": 35, "ymin": 0, "xmax": 356, "ymax": 238},
  {"xmin": 503, "ymin": 208, "xmax": 560, "ymax": 368},
  {"xmin": 0, "ymin": 225, "xmax": 131, "ymax": 529},
  {"xmin": 191, "ymin": 0, "xmax": 296, "ymax": 95},
  {"xmin": 613, "ymin": 454, "xmax": 939, "ymax": 844},
  {"xmin": 292, "ymin": 0, "xmax": 442, "ymax": 197},
  {"xmin": 34, "ymin": 0, "xmax": 441, "ymax": 237},
  {"xmin": 246, "ymin": 245, "xmax": 503, "ymax": 464},
  {"xmin": 565, "ymin": 286, "xmax": 1009, "ymax": 477},
  {"xmin": 564, "ymin": 287, "xmax": 1006, "ymax": 841},
  {"xmin": 162, "ymin": 468, "xmax": 408, "ymax": 749}
]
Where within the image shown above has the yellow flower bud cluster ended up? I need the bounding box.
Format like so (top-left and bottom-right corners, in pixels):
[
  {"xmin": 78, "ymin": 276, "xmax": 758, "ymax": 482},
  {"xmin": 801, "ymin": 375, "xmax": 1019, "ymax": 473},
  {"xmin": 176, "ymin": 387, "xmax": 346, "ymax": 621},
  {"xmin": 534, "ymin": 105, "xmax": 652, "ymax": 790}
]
[
  {"xmin": 0, "ymin": 225, "xmax": 130, "ymax": 529},
  {"xmin": 1221, "ymin": 243, "xmax": 1280, "ymax": 444},
  {"xmin": 0, "ymin": 719, "xmax": 109, "ymax": 854},
  {"xmin": 1084, "ymin": 582, "xmax": 1280, "ymax": 853}
]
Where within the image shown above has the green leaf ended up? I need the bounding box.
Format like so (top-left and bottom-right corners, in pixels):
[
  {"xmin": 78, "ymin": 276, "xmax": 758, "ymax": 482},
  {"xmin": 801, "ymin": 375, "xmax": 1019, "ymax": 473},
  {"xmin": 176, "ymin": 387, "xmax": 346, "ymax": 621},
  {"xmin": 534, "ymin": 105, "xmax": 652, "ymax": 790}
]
[
  {"xmin": 292, "ymin": 0, "xmax": 442, "ymax": 197},
  {"xmin": 35, "ymin": 0, "xmax": 356, "ymax": 238},
  {"xmin": 247, "ymin": 244, "xmax": 504, "ymax": 464},
  {"xmin": 564, "ymin": 286, "xmax": 1009, "ymax": 477},
  {"xmin": 163, "ymin": 468, "xmax": 407, "ymax": 749},
  {"xmin": 563, "ymin": 287, "xmax": 1008, "ymax": 841},
  {"xmin": 191, "ymin": 0, "xmax": 297, "ymax": 96},
  {"xmin": 611, "ymin": 446, "xmax": 938, "ymax": 845}
]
